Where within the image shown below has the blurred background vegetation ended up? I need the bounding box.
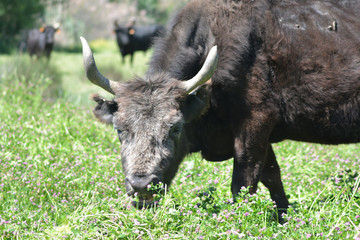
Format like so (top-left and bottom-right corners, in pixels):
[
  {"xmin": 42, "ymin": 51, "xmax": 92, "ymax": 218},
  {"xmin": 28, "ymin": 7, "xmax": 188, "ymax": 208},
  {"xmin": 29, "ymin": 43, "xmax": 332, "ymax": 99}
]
[{"xmin": 0, "ymin": 0, "xmax": 188, "ymax": 54}]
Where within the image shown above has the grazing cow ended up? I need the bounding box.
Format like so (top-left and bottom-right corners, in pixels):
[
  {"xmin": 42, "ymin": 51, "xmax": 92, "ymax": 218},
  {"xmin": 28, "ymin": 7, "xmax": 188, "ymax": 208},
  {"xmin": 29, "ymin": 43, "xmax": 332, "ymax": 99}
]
[
  {"xmin": 81, "ymin": 0, "xmax": 360, "ymax": 221},
  {"xmin": 27, "ymin": 24, "xmax": 60, "ymax": 60},
  {"xmin": 114, "ymin": 20, "xmax": 164, "ymax": 65}
]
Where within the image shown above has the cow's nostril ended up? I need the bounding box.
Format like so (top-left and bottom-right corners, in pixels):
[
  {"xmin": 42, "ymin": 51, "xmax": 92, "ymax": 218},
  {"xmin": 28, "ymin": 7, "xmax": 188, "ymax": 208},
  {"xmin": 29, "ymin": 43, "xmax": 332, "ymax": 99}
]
[{"xmin": 127, "ymin": 174, "xmax": 160, "ymax": 195}]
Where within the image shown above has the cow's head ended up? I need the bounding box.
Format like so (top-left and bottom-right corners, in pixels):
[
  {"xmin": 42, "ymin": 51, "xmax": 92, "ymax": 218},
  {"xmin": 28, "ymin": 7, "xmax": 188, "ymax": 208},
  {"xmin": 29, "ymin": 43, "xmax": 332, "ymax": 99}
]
[
  {"xmin": 40, "ymin": 23, "xmax": 60, "ymax": 44},
  {"xmin": 113, "ymin": 20, "xmax": 136, "ymax": 46},
  {"xmin": 80, "ymin": 37, "xmax": 217, "ymax": 207}
]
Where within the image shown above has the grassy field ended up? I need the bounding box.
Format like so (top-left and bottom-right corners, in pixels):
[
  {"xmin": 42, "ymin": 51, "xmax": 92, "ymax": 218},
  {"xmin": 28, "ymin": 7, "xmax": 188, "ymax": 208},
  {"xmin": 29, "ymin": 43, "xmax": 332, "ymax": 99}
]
[{"xmin": 0, "ymin": 43, "xmax": 359, "ymax": 239}]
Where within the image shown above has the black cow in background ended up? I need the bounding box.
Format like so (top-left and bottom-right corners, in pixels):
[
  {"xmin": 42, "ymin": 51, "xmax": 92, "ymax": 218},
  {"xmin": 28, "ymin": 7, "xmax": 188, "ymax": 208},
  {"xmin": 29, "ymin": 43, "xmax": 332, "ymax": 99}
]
[
  {"xmin": 114, "ymin": 19, "xmax": 164, "ymax": 65},
  {"xmin": 26, "ymin": 24, "xmax": 60, "ymax": 60}
]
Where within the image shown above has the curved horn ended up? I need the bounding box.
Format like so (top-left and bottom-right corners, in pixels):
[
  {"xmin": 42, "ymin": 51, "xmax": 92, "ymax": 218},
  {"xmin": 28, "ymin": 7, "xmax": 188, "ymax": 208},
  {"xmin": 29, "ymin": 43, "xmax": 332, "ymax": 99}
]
[
  {"xmin": 80, "ymin": 36, "xmax": 117, "ymax": 94},
  {"xmin": 182, "ymin": 46, "xmax": 218, "ymax": 94}
]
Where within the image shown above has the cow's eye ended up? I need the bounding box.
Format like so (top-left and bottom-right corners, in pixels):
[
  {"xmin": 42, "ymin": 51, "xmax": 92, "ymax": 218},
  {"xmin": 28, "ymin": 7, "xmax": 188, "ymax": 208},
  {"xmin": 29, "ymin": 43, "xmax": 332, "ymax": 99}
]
[
  {"xmin": 170, "ymin": 124, "xmax": 182, "ymax": 137},
  {"xmin": 116, "ymin": 129, "xmax": 124, "ymax": 143},
  {"xmin": 115, "ymin": 128, "xmax": 124, "ymax": 137}
]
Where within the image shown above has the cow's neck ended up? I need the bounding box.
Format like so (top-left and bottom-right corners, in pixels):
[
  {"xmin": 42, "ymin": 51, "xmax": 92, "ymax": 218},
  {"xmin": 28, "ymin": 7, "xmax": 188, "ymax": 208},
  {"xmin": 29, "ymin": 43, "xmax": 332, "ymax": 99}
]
[{"xmin": 185, "ymin": 109, "xmax": 234, "ymax": 162}]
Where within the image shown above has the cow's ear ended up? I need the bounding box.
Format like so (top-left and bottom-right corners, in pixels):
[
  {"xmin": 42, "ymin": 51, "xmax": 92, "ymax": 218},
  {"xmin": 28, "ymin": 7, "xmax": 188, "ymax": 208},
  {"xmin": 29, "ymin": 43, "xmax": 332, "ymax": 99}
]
[
  {"xmin": 182, "ymin": 84, "xmax": 210, "ymax": 122},
  {"xmin": 128, "ymin": 28, "xmax": 136, "ymax": 35},
  {"xmin": 56, "ymin": 29, "xmax": 61, "ymax": 34},
  {"xmin": 92, "ymin": 94, "xmax": 118, "ymax": 125},
  {"xmin": 39, "ymin": 27, "xmax": 45, "ymax": 32}
]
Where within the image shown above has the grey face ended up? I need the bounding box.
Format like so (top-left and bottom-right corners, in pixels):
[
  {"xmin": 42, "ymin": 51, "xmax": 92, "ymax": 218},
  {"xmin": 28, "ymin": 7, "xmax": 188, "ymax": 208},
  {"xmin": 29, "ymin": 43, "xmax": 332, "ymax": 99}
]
[
  {"xmin": 113, "ymin": 80, "xmax": 187, "ymax": 206},
  {"xmin": 92, "ymin": 79, "xmax": 210, "ymax": 208}
]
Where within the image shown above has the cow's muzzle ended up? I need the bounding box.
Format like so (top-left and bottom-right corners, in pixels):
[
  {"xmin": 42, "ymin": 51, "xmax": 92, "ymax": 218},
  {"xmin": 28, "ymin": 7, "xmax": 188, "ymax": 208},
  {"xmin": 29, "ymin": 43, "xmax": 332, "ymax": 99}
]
[
  {"xmin": 125, "ymin": 174, "xmax": 165, "ymax": 207},
  {"xmin": 126, "ymin": 174, "xmax": 160, "ymax": 194}
]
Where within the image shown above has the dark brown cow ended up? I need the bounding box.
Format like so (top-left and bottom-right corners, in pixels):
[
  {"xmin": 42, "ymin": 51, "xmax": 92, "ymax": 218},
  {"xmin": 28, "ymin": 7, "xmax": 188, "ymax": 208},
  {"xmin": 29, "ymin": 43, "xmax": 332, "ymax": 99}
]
[
  {"xmin": 27, "ymin": 24, "xmax": 60, "ymax": 60},
  {"xmin": 80, "ymin": 0, "xmax": 360, "ymax": 221},
  {"xmin": 114, "ymin": 20, "xmax": 164, "ymax": 65}
]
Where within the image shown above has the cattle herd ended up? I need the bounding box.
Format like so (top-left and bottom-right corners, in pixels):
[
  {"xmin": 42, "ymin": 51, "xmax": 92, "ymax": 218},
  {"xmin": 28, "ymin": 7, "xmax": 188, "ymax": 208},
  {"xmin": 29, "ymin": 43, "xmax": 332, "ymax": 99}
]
[
  {"xmin": 22, "ymin": 18, "xmax": 164, "ymax": 63},
  {"xmin": 23, "ymin": 0, "xmax": 360, "ymax": 222}
]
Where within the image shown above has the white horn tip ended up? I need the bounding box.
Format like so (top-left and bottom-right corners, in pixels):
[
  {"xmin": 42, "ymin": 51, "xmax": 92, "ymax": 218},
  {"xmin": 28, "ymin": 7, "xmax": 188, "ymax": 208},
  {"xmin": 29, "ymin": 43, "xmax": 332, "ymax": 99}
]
[
  {"xmin": 80, "ymin": 36, "xmax": 87, "ymax": 47},
  {"xmin": 206, "ymin": 45, "xmax": 218, "ymax": 68},
  {"xmin": 183, "ymin": 45, "xmax": 218, "ymax": 93},
  {"xmin": 209, "ymin": 45, "xmax": 217, "ymax": 56},
  {"xmin": 80, "ymin": 36, "xmax": 93, "ymax": 60}
]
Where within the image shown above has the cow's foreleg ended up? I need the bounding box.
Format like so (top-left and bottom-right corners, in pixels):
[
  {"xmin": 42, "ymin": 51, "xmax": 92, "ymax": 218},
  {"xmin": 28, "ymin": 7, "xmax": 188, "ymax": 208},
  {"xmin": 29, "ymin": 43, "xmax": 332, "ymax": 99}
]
[
  {"xmin": 231, "ymin": 134, "xmax": 265, "ymax": 197},
  {"xmin": 260, "ymin": 145, "xmax": 289, "ymax": 222},
  {"xmin": 231, "ymin": 115, "xmax": 288, "ymax": 222}
]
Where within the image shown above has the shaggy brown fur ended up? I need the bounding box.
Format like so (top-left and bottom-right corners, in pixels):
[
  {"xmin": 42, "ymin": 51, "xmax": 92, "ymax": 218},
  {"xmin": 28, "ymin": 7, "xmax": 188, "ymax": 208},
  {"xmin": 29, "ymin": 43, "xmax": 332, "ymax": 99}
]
[{"xmin": 92, "ymin": 0, "xmax": 360, "ymax": 221}]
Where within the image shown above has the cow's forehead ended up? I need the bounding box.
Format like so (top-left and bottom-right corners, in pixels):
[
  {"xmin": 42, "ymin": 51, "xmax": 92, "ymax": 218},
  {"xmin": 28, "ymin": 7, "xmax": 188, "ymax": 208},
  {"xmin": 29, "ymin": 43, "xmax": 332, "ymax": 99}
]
[
  {"xmin": 113, "ymin": 80, "xmax": 186, "ymax": 129},
  {"xmin": 114, "ymin": 99, "xmax": 183, "ymax": 133}
]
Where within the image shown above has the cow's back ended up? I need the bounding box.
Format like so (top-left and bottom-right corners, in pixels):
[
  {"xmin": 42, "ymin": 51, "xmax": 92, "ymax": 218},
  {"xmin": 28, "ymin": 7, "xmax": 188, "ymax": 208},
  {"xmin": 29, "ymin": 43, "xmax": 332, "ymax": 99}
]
[
  {"xmin": 263, "ymin": 1, "xmax": 360, "ymax": 144},
  {"xmin": 149, "ymin": 0, "xmax": 360, "ymax": 144},
  {"xmin": 130, "ymin": 25, "xmax": 164, "ymax": 51},
  {"xmin": 199, "ymin": 0, "xmax": 360, "ymax": 144}
]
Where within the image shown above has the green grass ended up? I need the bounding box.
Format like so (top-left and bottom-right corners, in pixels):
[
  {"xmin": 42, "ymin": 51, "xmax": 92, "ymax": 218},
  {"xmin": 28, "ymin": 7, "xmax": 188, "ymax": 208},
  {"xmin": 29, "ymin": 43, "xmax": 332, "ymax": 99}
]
[{"xmin": 0, "ymin": 47, "xmax": 359, "ymax": 239}]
